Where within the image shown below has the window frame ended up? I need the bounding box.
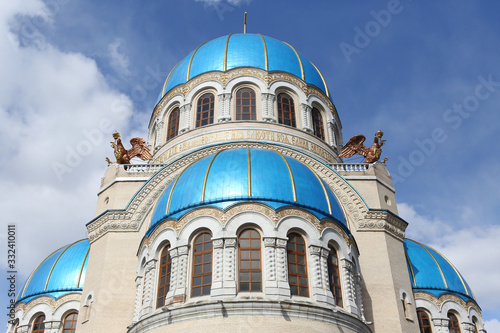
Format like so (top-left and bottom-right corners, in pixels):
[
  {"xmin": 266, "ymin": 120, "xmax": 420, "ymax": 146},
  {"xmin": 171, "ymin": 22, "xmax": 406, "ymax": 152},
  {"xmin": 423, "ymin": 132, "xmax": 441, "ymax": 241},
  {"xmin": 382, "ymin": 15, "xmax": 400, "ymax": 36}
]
[
  {"xmin": 448, "ymin": 312, "xmax": 461, "ymax": 333},
  {"xmin": 32, "ymin": 314, "xmax": 45, "ymax": 333},
  {"xmin": 327, "ymin": 245, "xmax": 343, "ymax": 307},
  {"xmin": 235, "ymin": 87, "xmax": 257, "ymax": 121},
  {"xmin": 238, "ymin": 228, "xmax": 262, "ymax": 292},
  {"xmin": 156, "ymin": 243, "xmax": 172, "ymax": 308},
  {"xmin": 286, "ymin": 232, "xmax": 309, "ymax": 297},
  {"xmin": 417, "ymin": 309, "xmax": 433, "ymax": 333},
  {"xmin": 191, "ymin": 232, "xmax": 213, "ymax": 298},
  {"xmin": 195, "ymin": 93, "xmax": 215, "ymax": 128},
  {"xmin": 62, "ymin": 312, "xmax": 78, "ymax": 333},
  {"xmin": 312, "ymin": 107, "xmax": 325, "ymax": 140},
  {"xmin": 277, "ymin": 93, "xmax": 297, "ymax": 128},
  {"xmin": 166, "ymin": 107, "xmax": 180, "ymax": 141}
]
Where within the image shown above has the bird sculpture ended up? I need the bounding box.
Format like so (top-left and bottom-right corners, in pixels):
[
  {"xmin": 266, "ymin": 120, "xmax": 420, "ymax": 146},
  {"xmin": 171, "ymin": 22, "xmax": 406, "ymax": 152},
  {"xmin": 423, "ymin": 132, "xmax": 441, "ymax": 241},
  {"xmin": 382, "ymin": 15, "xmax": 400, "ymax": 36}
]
[
  {"xmin": 106, "ymin": 131, "xmax": 152, "ymax": 165},
  {"xmin": 339, "ymin": 130, "xmax": 386, "ymax": 163}
]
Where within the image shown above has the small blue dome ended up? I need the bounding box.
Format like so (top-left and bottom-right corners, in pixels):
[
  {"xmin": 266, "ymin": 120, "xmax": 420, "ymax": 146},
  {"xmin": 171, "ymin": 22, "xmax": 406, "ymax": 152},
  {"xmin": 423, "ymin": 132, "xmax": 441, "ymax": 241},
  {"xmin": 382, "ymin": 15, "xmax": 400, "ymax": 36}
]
[
  {"xmin": 404, "ymin": 239, "xmax": 475, "ymax": 303},
  {"xmin": 158, "ymin": 33, "xmax": 330, "ymax": 103},
  {"xmin": 148, "ymin": 148, "xmax": 346, "ymax": 235},
  {"xmin": 16, "ymin": 239, "xmax": 90, "ymax": 304}
]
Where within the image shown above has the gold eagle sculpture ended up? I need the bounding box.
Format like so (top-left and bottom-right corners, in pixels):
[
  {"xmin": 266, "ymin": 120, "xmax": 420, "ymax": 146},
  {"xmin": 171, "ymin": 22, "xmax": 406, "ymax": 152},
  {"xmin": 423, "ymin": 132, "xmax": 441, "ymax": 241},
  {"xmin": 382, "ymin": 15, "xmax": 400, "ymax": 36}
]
[
  {"xmin": 339, "ymin": 130, "xmax": 386, "ymax": 164},
  {"xmin": 106, "ymin": 131, "xmax": 152, "ymax": 165}
]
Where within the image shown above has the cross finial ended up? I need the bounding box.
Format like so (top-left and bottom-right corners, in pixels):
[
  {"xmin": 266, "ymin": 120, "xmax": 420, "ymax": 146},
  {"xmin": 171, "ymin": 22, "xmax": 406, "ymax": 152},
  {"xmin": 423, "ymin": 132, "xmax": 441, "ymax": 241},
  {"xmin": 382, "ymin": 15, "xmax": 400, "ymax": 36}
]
[{"xmin": 244, "ymin": 12, "xmax": 247, "ymax": 34}]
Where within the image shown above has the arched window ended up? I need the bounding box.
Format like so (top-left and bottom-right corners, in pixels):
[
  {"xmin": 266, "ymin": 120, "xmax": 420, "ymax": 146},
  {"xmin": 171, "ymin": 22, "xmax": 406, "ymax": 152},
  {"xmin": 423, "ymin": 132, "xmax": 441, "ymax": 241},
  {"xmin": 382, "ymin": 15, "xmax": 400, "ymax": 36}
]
[
  {"xmin": 448, "ymin": 312, "xmax": 461, "ymax": 333},
  {"xmin": 277, "ymin": 93, "xmax": 296, "ymax": 127},
  {"xmin": 417, "ymin": 310, "xmax": 432, "ymax": 333},
  {"xmin": 192, "ymin": 232, "xmax": 212, "ymax": 297},
  {"xmin": 287, "ymin": 233, "xmax": 308, "ymax": 297},
  {"xmin": 472, "ymin": 317, "xmax": 479, "ymax": 333},
  {"xmin": 236, "ymin": 88, "xmax": 256, "ymax": 120},
  {"xmin": 196, "ymin": 93, "xmax": 214, "ymax": 127},
  {"xmin": 157, "ymin": 244, "xmax": 172, "ymax": 308},
  {"xmin": 312, "ymin": 107, "xmax": 325, "ymax": 140},
  {"xmin": 167, "ymin": 108, "xmax": 179, "ymax": 141},
  {"xmin": 32, "ymin": 314, "xmax": 45, "ymax": 333},
  {"xmin": 238, "ymin": 229, "xmax": 261, "ymax": 292},
  {"xmin": 327, "ymin": 246, "xmax": 342, "ymax": 306},
  {"xmin": 62, "ymin": 312, "xmax": 78, "ymax": 333}
]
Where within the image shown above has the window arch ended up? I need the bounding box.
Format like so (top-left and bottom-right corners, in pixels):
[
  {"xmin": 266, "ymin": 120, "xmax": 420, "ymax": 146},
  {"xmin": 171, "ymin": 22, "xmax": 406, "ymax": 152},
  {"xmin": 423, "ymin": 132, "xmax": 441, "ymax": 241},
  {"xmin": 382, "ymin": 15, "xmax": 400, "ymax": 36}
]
[
  {"xmin": 167, "ymin": 108, "xmax": 179, "ymax": 141},
  {"xmin": 472, "ymin": 317, "xmax": 479, "ymax": 333},
  {"xmin": 62, "ymin": 312, "xmax": 78, "ymax": 333},
  {"xmin": 448, "ymin": 312, "xmax": 461, "ymax": 333},
  {"xmin": 196, "ymin": 93, "xmax": 214, "ymax": 127},
  {"xmin": 157, "ymin": 244, "xmax": 172, "ymax": 308},
  {"xmin": 32, "ymin": 314, "xmax": 45, "ymax": 333},
  {"xmin": 287, "ymin": 233, "xmax": 308, "ymax": 297},
  {"xmin": 312, "ymin": 107, "xmax": 325, "ymax": 140},
  {"xmin": 417, "ymin": 309, "xmax": 432, "ymax": 333},
  {"xmin": 191, "ymin": 232, "xmax": 212, "ymax": 297},
  {"xmin": 327, "ymin": 245, "xmax": 342, "ymax": 306},
  {"xmin": 236, "ymin": 88, "xmax": 256, "ymax": 120},
  {"xmin": 277, "ymin": 93, "xmax": 296, "ymax": 127},
  {"xmin": 238, "ymin": 229, "xmax": 261, "ymax": 292}
]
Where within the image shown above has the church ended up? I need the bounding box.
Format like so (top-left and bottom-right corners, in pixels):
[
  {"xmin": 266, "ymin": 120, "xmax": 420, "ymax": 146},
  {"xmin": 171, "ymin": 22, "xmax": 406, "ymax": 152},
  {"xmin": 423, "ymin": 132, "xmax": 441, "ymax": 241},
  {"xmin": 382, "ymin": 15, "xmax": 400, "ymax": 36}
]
[{"xmin": 7, "ymin": 31, "xmax": 487, "ymax": 333}]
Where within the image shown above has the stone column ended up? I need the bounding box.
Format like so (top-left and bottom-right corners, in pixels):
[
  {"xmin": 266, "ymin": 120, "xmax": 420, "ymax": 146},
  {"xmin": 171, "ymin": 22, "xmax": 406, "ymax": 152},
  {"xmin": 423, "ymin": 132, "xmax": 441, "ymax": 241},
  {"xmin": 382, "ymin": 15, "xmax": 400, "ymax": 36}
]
[
  {"xmin": 155, "ymin": 121, "xmax": 164, "ymax": 148},
  {"xmin": 301, "ymin": 103, "xmax": 313, "ymax": 133},
  {"xmin": 179, "ymin": 103, "xmax": 191, "ymax": 133},
  {"xmin": 309, "ymin": 245, "xmax": 329, "ymax": 305},
  {"xmin": 275, "ymin": 238, "xmax": 290, "ymax": 295},
  {"xmin": 43, "ymin": 321, "xmax": 60, "ymax": 333},
  {"xmin": 432, "ymin": 318, "xmax": 450, "ymax": 333},
  {"xmin": 132, "ymin": 276, "xmax": 143, "ymax": 323},
  {"xmin": 170, "ymin": 245, "xmax": 189, "ymax": 303},
  {"xmin": 210, "ymin": 238, "xmax": 224, "ymax": 296},
  {"xmin": 140, "ymin": 259, "xmax": 156, "ymax": 317},
  {"xmin": 263, "ymin": 237, "xmax": 278, "ymax": 294},
  {"xmin": 218, "ymin": 93, "xmax": 231, "ymax": 122},
  {"xmin": 262, "ymin": 93, "xmax": 276, "ymax": 122},
  {"xmin": 327, "ymin": 120, "xmax": 336, "ymax": 146},
  {"xmin": 355, "ymin": 272, "xmax": 365, "ymax": 319},
  {"xmin": 222, "ymin": 238, "xmax": 237, "ymax": 295},
  {"xmin": 341, "ymin": 258, "xmax": 359, "ymax": 315},
  {"xmin": 462, "ymin": 322, "xmax": 476, "ymax": 333}
]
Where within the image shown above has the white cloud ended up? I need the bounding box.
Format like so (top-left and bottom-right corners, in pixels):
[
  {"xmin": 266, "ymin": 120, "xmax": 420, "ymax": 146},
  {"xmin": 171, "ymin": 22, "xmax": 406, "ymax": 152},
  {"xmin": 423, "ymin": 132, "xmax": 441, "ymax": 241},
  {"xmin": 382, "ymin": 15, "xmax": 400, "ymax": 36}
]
[
  {"xmin": 485, "ymin": 319, "xmax": 500, "ymax": 332},
  {"xmin": 0, "ymin": 0, "xmax": 134, "ymax": 288},
  {"xmin": 400, "ymin": 203, "xmax": 500, "ymax": 322},
  {"xmin": 195, "ymin": 0, "xmax": 251, "ymax": 6},
  {"xmin": 108, "ymin": 38, "xmax": 130, "ymax": 76}
]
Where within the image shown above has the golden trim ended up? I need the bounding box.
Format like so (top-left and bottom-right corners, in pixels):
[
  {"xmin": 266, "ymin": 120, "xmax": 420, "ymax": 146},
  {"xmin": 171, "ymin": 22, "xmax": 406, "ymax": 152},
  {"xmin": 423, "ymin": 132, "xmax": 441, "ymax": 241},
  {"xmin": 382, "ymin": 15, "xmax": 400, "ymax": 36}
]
[
  {"xmin": 44, "ymin": 239, "xmax": 82, "ymax": 291},
  {"xmin": 405, "ymin": 251, "xmax": 417, "ymax": 287},
  {"xmin": 76, "ymin": 245, "xmax": 90, "ymax": 288},
  {"xmin": 201, "ymin": 151, "xmax": 222, "ymax": 202},
  {"xmin": 310, "ymin": 61, "xmax": 330, "ymax": 98},
  {"xmin": 186, "ymin": 42, "xmax": 207, "ymax": 82},
  {"xmin": 409, "ymin": 239, "xmax": 448, "ymax": 289},
  {"xmin": 303, "ymin": 164, "xmax": 332, "ymax": 215},
  {"xmin": 165, "ymin": 170, "xmax": 187, "ymax": 215},
  {"xmin": 223, "ymin": 34, "xmax": 233, "ymax": 72},
  {"xmin": 423, "ymin": 243, "xmax": 471, "ymax": 296},
  {"xmin": 247, "ymin": 146, "xmax": 252, "ymax": 196},
  {"xmin": 161, "ymin": 60, "xmax": 181, "ymax": 97},
  {"xmin": 277, "ymin": 152, "xmax": 297, "ymax": 201},
  {"xmin": 258, "ymin": 34, "xmax": 268, "ymax": 71},
  {"xmin": 283, "ymin": 41, "xmax": 304, "ymax": 81},
  {"xmin": 20, "ymin": 244, "xmax": 66, "ymax": 298}
]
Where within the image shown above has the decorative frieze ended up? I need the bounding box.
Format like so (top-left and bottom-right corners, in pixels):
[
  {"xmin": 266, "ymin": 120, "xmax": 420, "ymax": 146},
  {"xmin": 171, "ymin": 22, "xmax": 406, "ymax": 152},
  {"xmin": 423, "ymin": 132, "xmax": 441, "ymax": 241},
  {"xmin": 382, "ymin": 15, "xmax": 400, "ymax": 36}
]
[
  {"xmin": 217, "ymin": 93, "xmax": 231, "ymax": 122},
  {"xmin": 359, "ymin": 210, "xmax": 408, "ymax": 240}
]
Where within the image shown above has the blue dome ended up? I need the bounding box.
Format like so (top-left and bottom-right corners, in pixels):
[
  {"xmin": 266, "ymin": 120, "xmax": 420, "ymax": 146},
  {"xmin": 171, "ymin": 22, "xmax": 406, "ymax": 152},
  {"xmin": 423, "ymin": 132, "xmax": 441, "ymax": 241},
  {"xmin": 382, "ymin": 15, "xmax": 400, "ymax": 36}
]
[
  {"xmin": 404, "ymin": 239, "xmax": 475, "ymax": 303},
  {"xmin": 148, "ymin": 148, "xmax": 346, "ymax": 235},
  {"xmin": 158, "ymin": 33, "xmax": 330, "ymax": 103},
  {"xmin": 16, "ymin": 239, "xmax": 90, "ymax": 304}
]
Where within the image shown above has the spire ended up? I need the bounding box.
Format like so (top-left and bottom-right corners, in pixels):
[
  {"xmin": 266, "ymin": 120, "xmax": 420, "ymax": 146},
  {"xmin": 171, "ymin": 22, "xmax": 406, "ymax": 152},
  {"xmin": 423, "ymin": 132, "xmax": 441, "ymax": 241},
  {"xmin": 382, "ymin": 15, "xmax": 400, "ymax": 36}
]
[{"xmin": 244, "ymin": 12, "xmax": 247, "ymax": 34}]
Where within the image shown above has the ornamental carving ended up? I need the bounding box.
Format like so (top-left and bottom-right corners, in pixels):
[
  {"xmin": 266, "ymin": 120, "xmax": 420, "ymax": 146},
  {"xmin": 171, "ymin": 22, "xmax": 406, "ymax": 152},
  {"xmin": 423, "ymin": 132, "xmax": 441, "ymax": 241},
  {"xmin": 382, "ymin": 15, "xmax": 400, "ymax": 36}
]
[
  {"xmin": 360, "ymin": 210, "xmax": 408, "ymax": 240},
  {"xmin": 413, "ymin": 291, "xmax": 480, "ymax": 312},
  {"xmin": 15, "ymin": 293, "xmax": 82, "ymax": 313}
]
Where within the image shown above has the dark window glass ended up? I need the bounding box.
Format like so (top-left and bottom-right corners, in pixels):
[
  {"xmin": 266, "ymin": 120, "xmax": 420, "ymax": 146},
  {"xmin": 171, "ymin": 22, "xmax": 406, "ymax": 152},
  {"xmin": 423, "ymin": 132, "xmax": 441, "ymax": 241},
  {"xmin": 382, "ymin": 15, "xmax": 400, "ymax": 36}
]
[
  {"xmin": 157, "ymin": 244, "xmax": 172, "ymax": 308},
  {"xmin": 287, "ymin": 233, "xmax": 308, "ymax": 297},
  {"xmin": 236, "ymin": 88, "xmax": 256, "ymax": 120},
  {"xmin": 277, "ymin": 93, "xmax": 296, "ymax": 127},
  {"xmin": 238, "ymin": 229, "xmax": 261, "ymax": 292},
  {"xmin": 327, "ymin": 246, "xmax": 343, "ymax": 306},
  {"xmin": 417, "ymin": 310, "xmax": 433, "ymax": 333},
  {"xmin": 167, "ymin": 108, "xmax": 179, "ymax": 141},
  {"xmin": 196, "ymin": 94, "xmax": 214, "ymax": 128},
  {"xmin": 192, "ymin": 233, "xmax": 212, "ymax": 297},
  {"xmin": 448, "ymin": 313, "xmax": 461, "ymax": 333},
  {"xmin": 62, "ymin": 312, "xmax": 78, "ymax": 333},
  {"xmin": 32, "ymin": 315, "xmax": 45, "ymax": 333},
  {"xmin": 312, "ymin": 107, "xmax": 325, "ymax": 140}
]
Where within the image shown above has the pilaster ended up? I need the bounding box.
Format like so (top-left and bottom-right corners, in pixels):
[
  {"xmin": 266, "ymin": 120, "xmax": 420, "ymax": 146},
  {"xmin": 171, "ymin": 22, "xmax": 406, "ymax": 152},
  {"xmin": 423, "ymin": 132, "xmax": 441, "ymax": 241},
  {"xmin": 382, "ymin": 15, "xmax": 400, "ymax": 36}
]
[
  {"xmin": 222, "ymin": 238, "xmax": 237, "ymax": 294},
  {"xmin": 139, "ymin": 259, "xmax": 156, "ymax": 317},
  {"xmin": 301, "ymin": 103, "xmax": 313, "ymax": 133},
  {"xmin": 341, "ymin": 258, "xmax": 359, "ymax": 315},
  {"xmin": 210, "ymin": 238, "xmax": 225, "ymax": 295},
  {"xmin": 217, "ymin": 93, "xmax": 231, "ymax": 122},
  {"xmin": 262, "ymin": 93, "xmax": 276, "ymax": 122},
  {"xmin": 179, "ymin": 103, "xmax": 191, "ymax": 133},
  {"xmin": 132, "ymin": 276, "xmax": 143, "ymax": 323},
  {"xmin": 432, "ymin": 318, "xmax": 450, "ymax": 333},
  {"xmin": 327, "ymin": 120, "xmax": 336, "ymax": 147},
  {"xmin": 170, "ymin": 245, "xmax": 188, "ymax": 303},
  {"xmin": 309, "ymin": 245, "xmax": 330, "ymax": 304}
]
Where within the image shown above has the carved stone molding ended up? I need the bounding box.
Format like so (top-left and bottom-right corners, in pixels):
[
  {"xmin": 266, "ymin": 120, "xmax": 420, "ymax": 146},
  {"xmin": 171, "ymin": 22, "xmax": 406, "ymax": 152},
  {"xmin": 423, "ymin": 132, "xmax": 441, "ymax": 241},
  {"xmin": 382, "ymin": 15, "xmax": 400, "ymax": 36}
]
[
  {"xmin": 15, "ymin": 293, "xmax": 82, "ymax": 314},
  {"xmin": 358, "ymin": 210, "xmax": 408, "ymax": 240},
  {"xmin": 413, "ymin": 291, "xmax": 480, "ymax": 313}
]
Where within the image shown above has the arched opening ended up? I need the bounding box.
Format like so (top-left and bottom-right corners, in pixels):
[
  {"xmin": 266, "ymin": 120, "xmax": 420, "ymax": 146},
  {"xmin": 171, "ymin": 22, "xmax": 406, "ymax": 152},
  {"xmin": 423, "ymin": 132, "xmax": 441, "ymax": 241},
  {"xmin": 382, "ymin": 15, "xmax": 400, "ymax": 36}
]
[
  {"xmin": 448, "ymin": 312, "xmax": 461, "ymax": 333},
  {"xmin": 238, "ymin": 228, "xmax": 261, "ymax": 292},
  {"xmin": 312, "ymin": 107, "xmax": 325, "ymax": 140},
  {"xmin": 167, "ymin": 107, "xmax": 180, "ymax": 141},
  {"xmin": 287, "ymin": 232, "xmax": 308, "ymax": 297},
  {"xmin": 417, "ymin": 309, "xmax": 432, "ymax": 333},
  {"xmin": 191, "ymin": 232, "xmax": 213, "ymax": 297},
  {"xmin": 62, "ymin": 312, "xmax": 78, "ymax": 333},
  {"xmin": 277, "ymin": 93, "xmax": 296, "ymax": 127},
  {"xmin": 327, "ymin": 245, "xmax": 342, "ymax": 306},
  {"xmin": 157, "ymin": 243, "xmax": 172, "ymax": 308},
  {"xmin": 32, "ymin": 314, "xmax": 45, "ymax": 333},
  {"xmin": 196, "ymin": 93, "xmax": 214, "ymax": 127},
  {"xmin": 236, "ymin": 88, "xmax": 256, "ymax": 120}
]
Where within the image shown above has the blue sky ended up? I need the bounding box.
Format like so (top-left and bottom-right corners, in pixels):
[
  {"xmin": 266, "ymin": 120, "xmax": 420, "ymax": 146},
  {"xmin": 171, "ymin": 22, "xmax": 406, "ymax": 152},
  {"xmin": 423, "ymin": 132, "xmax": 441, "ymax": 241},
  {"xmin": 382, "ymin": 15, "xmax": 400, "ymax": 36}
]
[{"xmin": 1, "ymin": 0, "xmax": 499, "ymax": 330}]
